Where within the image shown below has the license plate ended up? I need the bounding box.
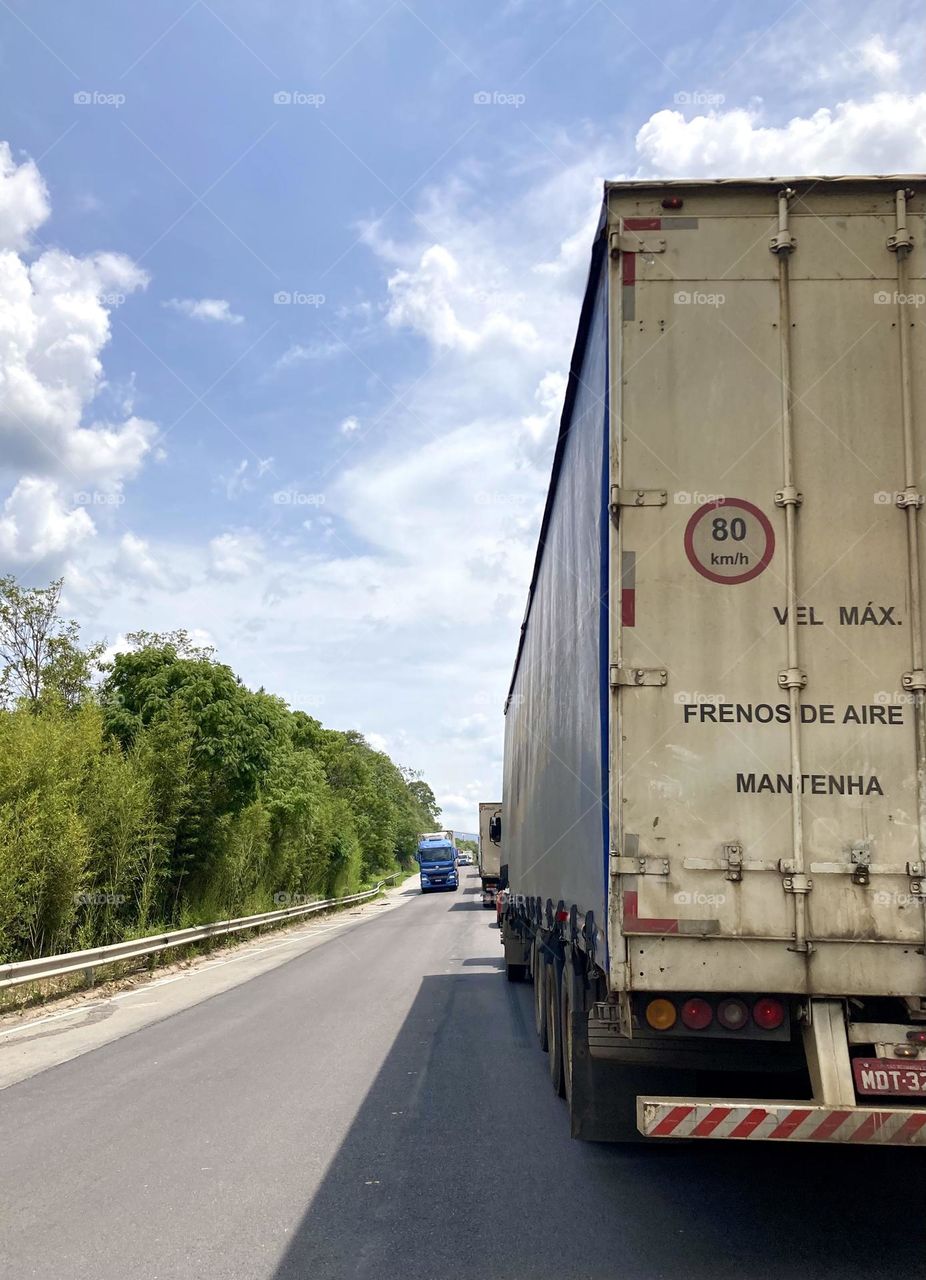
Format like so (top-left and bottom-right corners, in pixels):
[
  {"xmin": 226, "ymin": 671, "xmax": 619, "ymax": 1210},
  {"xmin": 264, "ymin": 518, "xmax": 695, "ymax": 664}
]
[{"xmin": 853, "ymin": 1058, "xmax": 926, "ymax": 1096}]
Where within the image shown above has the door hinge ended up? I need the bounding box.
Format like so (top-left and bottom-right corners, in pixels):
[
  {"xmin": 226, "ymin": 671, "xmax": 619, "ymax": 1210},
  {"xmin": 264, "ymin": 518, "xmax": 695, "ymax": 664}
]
[
  {"xmin": 609, "ymin": 229, "xmax": 666, "ymax": 257},
  {"xmin": 850, "ymin": 841, "xmax": 871, "ymax": 886},
  {"xmin": 902, "ymin": 669, "xmax": 926, "ymax": 693},
  {"xmin": 610, "ymin": 665, "xmax": 668, "ymax": 688},
  {"xmin": 723, "ymin": 842, "xmax": 743, "ymax": 882},
  {"xmin": 613, "ymin": 854, "xmax": 670, "ymax": 875},
  {"xmin": 610, "ymin": 485, "xmax": 668, "ymax": 513}
]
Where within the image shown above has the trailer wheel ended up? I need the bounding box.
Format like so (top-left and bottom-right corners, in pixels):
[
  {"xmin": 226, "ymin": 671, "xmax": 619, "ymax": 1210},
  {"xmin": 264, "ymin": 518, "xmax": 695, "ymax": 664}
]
[
  {"xmin": 546, "ymin": 953, "xmax": 565, "ymax": 1098},
  {"xmin": 533, "ymin": 938, "xmax": 548, "ymax": 1052},
  {"xmin": 561, "ymin": 960, "xmax": 577, "ymax": 1109}
]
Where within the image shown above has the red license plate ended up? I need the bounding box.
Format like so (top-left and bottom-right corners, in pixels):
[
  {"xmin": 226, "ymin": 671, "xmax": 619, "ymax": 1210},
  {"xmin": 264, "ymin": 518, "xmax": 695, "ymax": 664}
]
[{"xmin": 853, "ymin": 1057, "xmax": 926, "ymax": 1096}]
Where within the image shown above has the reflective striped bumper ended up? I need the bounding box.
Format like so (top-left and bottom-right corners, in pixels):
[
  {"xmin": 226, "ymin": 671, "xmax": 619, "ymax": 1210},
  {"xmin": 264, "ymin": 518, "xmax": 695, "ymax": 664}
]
[{"xmin": 638, "ymin": 1098, "xmax": 926, "ymax": 1145}]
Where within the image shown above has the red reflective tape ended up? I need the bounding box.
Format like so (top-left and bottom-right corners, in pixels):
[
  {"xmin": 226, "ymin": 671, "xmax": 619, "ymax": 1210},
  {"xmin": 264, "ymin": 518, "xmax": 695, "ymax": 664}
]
[
  {"xmin": 625, "ymin": 217, "xmax": 662, "ymax": 230},
  {"xmin": 807, "ymin": 1110, "xmax": 850, "ymax": 1141},
  {"xmin": 691, "ymin": 1107, "xmax": 732, "ymax": 1137},
  {"xmin": 893, "ymin": 1113, "xmax": 926, "ymax": 1143},
  {"xmin": 621, "ymin": 588, "xmax": 636, "ymax": 626},
  {"xmin": 622, "ymin": 252, "xmax": 635, "ymax": 286},
  {"xmin": 623, "ymin": 890, "xmax": 679, "ymax": 934},
  {"xmin": 768, "ymin": 1108, "xmax": 812, "ymax": 1140},
  {"xmin": 850, "ymin": 1112, "xmax": 891, "ymax": 1143},
  {"xmin": 651, "ymin": 1105, "xmax": 694, "ymax": 1136},
  {"xmin": 728, "ymin": 1108, "xmax": 769, "ymax": 1139}
]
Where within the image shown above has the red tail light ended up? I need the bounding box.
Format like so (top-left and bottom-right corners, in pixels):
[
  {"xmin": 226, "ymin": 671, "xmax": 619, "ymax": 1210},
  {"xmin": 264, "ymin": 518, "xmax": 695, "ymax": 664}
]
[
  {"xmin": 680, "ymin": 997, "xmax": 713, "ymax": 1030},
  {"xmin": 753, "ymin": 997, "xmax": 785, "ymax": 1030}
]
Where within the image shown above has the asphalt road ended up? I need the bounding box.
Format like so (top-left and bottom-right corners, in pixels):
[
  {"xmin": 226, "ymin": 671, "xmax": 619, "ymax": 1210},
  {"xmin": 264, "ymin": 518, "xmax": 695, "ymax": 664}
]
[{"xmin": 1, "ymin": 868, "xmax": 923, "ymax": 1280}]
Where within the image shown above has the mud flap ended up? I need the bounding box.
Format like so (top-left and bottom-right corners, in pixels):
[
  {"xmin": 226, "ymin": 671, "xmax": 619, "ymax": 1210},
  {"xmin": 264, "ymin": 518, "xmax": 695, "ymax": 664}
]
[{"xmin": 568, "ymin": 1010, "xmax": 690, "ymax": 1142}]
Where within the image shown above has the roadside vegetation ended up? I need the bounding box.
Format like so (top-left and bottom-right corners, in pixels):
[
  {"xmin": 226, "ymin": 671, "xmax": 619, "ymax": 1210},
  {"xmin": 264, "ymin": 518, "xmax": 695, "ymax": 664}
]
[{"xmin": 0, "ymin": 577, "xmax": 441, "ymax": 964}]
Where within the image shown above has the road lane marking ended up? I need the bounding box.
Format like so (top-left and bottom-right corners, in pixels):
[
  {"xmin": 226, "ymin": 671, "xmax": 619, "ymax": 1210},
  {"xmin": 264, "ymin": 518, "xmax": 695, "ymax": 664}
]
[{"xmin": 0, "ymin": 897, "xmax": 400, "ymax": 1039}]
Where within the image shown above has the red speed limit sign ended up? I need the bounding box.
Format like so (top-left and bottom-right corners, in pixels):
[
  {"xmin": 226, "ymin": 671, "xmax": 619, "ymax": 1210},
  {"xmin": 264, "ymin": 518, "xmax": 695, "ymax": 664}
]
[{"xmin": 683, "ymin": 498, "xmax": 775, "ymax": 585}]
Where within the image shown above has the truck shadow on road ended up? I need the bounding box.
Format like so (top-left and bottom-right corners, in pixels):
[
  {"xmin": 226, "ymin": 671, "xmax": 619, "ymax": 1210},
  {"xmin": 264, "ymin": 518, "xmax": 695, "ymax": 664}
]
[{"xmin": 271, "ymin": 965, "xmax": 924, "ymax": 1280}]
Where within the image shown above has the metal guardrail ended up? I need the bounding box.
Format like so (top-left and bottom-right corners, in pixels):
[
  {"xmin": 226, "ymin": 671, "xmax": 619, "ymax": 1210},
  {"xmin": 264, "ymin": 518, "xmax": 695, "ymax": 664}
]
[{"xmin": 0, "ymin": 873, "xmax": 405, "ymax": 990}]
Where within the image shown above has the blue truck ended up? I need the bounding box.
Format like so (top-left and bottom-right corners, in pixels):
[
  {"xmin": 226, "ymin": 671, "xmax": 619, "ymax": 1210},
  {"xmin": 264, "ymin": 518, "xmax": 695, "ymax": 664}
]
[{"xmin": 416, "ymin": 831, "xmax": 459, "ymax": 893}]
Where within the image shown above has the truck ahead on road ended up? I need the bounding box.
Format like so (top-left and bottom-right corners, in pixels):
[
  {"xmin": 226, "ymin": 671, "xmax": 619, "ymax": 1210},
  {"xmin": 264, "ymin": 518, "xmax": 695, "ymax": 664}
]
[
  {"xmin": 478, "ymin": 802, "xmax": 503, "ymax": 908},
  {"xmin": 416, "ymin": 831, "xmax": 459, "ymax": 893},
  {"xmin": 500, "ymin": 176, "xmax": 926, "ymax": 1146}
]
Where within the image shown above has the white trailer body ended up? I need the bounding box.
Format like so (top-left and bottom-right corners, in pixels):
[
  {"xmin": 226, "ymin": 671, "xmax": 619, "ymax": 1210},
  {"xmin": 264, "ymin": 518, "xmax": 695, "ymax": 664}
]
[
  {"xmin": 501, "ymin": 176, "xmax": 926, "ymax": 1144},
  {"xmin": 478, "ymin": 802, "xmax": 502, "ymax": 907}
]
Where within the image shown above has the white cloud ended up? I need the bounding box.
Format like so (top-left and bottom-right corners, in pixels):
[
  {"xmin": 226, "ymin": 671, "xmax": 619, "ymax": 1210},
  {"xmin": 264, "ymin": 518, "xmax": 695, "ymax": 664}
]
[
  {"xmin": 0, "ymin": 142, "xmax": 49, "ymax": 251},
  {"xmin": 0, "ymin": 141, "xmax": 158, "ymax": 568},
  {"xmin": 340, "ymin": 415, "xmax": 360, "ymax": 434},
  {"xmin": 209, "ymin": 531, "xmax": 264, "ymax": 578},
  {"xmin": 0, "ymin": 477, "xmax": 95, "ymax": 563},
  {"xmin": 857, "ymin": 35, "xmax": 901, "ymax": 78},
  {"xmin": 163, "ymin": 297, "xmax": 244, "ymax": 325},
  {"xmin": 385, "ymin": 243, "xmax": 541, "ymax": 353},
  {"xmin": 272, "ymin": 339, "xmax": 344, "ymax": 372},
  {"xmin": 114, "ymin": 533, "xmax": 171, "ymax": 589},
  {"xmin": 634, "ymin": 94, "xmax": 926, "ymax": 177}
]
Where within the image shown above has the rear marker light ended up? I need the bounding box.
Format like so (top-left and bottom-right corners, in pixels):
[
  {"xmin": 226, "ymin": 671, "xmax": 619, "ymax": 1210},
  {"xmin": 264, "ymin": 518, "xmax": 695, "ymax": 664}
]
[
  {"xmin": 645, "ymin": 998, "xmax": 677, "ymax": 1031},
  {"xmin": 907, "ymin": 1030, "xmax": 926, "ymax": 1044},
  {"xmin": 717, "ymin": 997, "xmax": 749, "ymax": 1030},
  {"xmin": 753, "ymin": 997, "xmax": 785, "ymax": 1030},
  {"xmin": 680, "ymin": 997, "xmax": 713, "ymax": 1030},
  {"xmin": 894, "ymin": 1044, "xmax": 920, "ymax": 1058}
]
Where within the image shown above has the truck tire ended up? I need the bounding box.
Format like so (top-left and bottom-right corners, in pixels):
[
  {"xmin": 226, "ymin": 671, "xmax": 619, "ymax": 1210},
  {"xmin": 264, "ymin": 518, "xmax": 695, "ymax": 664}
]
[
  {"xmin": 561, "ymin": 958, "xmax": 580, "ymax": 1111},
  {"xmin": 533, "ymin": 937, "xmax": 548, "ymax": 1052},
  {"xmin": 546, "ymin": 952, "xmax": 565, "ymax": 1098}
]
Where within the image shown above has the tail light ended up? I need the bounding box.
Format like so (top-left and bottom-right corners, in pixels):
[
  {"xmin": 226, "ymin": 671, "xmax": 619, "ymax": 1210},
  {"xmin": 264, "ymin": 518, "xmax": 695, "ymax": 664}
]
[
  {"xmin": 753, "ymin": 996, "xmax": 785, "ymax": 1030},
  {"xmin": 645, "ymin": 998, "xmax": 677, "ymax": 1030},
  {"xmin": 717, "ymin": 997, "xmax": 749, "ymax": 1030},
  {"xmin": 680, "ymin": 997, "xmax": 713, "ymax": 1030}
]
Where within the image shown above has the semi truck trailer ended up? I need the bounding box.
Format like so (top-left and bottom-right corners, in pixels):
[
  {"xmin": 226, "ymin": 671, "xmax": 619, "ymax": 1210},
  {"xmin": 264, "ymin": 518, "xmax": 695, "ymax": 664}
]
[
  {"xmin": 478, "ymin": 801, "xmax": 502, "ymax": 907},
  {"xmin": 500, "ymin": 175, "xmax": 926, "ymax": 1145}
]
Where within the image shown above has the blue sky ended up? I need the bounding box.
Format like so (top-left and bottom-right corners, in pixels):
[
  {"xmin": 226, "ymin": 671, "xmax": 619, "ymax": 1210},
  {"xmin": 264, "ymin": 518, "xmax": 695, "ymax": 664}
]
[{"xmin": 0, "ymin": 0, "xmax": 924, "ymax": 828}]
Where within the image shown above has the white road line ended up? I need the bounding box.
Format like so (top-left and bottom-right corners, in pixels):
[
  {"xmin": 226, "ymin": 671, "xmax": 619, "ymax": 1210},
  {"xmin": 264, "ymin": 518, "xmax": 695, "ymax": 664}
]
[
  {"xmin": 0, "ymin": 900, "xmax": 392, "ymax": 1039},
  {"xmin": 0, "ymin": 1003, "xmax": 107, "ymax": 1039}
]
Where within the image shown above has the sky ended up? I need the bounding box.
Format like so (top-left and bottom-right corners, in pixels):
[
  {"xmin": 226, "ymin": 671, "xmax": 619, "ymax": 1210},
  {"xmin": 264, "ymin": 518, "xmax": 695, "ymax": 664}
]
[{"xmin": 0, "ymin": 0, "xmax": 925, "ymax": 832}]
